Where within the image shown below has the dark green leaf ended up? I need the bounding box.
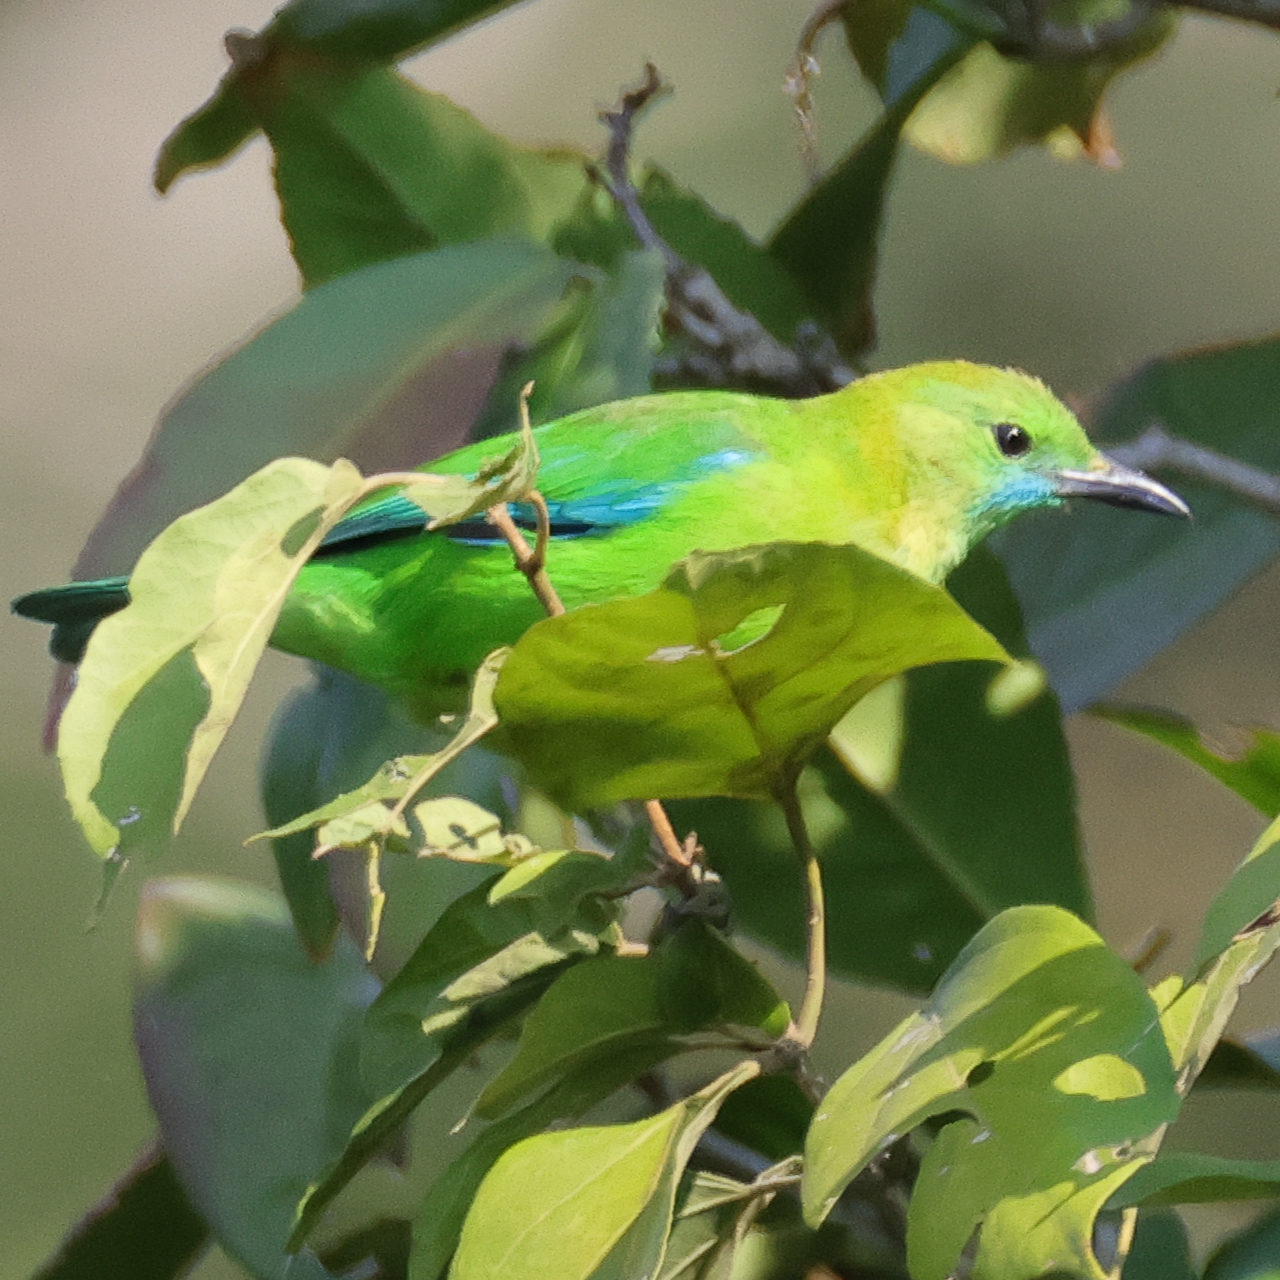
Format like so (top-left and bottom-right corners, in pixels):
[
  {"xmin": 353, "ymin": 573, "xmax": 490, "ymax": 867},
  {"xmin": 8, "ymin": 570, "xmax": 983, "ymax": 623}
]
[
  {"xmin": 640, "ymin": 169, "xmax": 812, "ymax": 343},
  {"xmin": 673, "ymin": 548, "xmax": 1084, "ymax": 993},
  {"xmin": 1199, "ymin": 1037, "xmax": 1280, "ymax": 1091},
  {"xmin": 31, "ymin": 1147, "xmax": 209, "ymax": 1280},
  {"xmin": 1122, "ymin": 1210, "xmax": 1196, "ymax": 1280},
  {"xmin": 1194, "ymin": 813, "xmax": 1280, "ymax": 968},
  {"xmin": 271, "ymin": 0, "xmax": 530, "ymax": 61},
  {"xmin": 73, "ymin": 239, "xmax": 577, "ymax": 580},
  {"xmin": 1205, "ymin": 1204, "xmax": 1280, "ymax": 1280},
  {"xmin": 237, "ymin": 55, "xmax": 586, "ymax": 286},
  {"xmin": 361, "ymin": 857, "xmax": 615, "ymax": 1097},
  {"xmin": 496, "ymin": 541, "xmax": 1007, "ymax": 812},
  {"xmin": 133, "ymin": 878, "xmax": 377, "ymax": 1280},
  {"xmin": 711, "ymin": 1074, "xmax": 814, "ymax": 1163},
  {"xmin": 1095, "ymin": 705, "xmax": 1280, "ymax": 816},
  {"xmin": 997, "ymin": 331, "xmax": 1280, "ymax": 711},
  {"xmin": 290, "ymin": 965, "xmax": 563, "ymax": 1253},
  {"xmin": 769, "ymin": 12, "xmax": 975, "ymax": 357},
  {"xmin": 802, "ymin": 906, "xmax": 1179, "ymax": 1280},
  {"xmin": 1111, "ymin": 1153, "xmax": 1280, "ymax": 1207}
]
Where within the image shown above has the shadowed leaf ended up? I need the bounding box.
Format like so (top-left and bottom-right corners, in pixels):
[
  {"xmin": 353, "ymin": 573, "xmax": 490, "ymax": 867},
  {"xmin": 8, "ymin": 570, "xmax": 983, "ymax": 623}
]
[
  {"xmin": 31, "ymin": 1146, "xmax": 209, "ymax": 1280},
  {"xmin": 73, "ymin": 239, "xmax": 577, "ymax": 581},
  {"xmin": 997, "ymin": 331, "xmax": 1280, "ymax": 711},
  {"xmin": 134, "ymin": 878, "xmax": 377, "ymax": 1280}
]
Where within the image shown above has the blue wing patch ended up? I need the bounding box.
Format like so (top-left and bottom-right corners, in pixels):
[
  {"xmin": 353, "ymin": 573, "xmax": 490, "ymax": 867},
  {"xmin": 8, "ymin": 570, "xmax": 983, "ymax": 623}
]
[{"xmin": 314, "ymin": 447, "xmax": 759, "ymax": 556}]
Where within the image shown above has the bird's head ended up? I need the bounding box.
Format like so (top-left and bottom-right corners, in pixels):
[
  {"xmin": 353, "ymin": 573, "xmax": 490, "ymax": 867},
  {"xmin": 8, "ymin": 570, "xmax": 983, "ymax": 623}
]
[{"xmin": 868, "ymin": 361, "xmax": 1189, "ymax": 539}]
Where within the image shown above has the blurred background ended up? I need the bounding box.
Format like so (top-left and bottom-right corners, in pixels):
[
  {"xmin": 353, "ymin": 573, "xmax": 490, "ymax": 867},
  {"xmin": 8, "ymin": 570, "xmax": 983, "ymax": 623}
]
[{"xmin": 4, "ymin": 1, "xmax": 1280, "ymax": 1274}]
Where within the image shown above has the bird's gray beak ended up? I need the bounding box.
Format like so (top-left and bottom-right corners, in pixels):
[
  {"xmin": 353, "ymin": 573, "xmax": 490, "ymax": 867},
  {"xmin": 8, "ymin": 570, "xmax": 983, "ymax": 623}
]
[{"xmin": 1053, "ymin": 457, "xmax": 1191, "ymax": 519}]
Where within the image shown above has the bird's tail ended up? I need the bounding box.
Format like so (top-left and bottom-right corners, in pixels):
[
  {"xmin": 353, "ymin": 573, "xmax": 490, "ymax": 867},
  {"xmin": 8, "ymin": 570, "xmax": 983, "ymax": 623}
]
[{"xmin": 12, "ymin": 578, "xmax": 132, "ymax": 663}]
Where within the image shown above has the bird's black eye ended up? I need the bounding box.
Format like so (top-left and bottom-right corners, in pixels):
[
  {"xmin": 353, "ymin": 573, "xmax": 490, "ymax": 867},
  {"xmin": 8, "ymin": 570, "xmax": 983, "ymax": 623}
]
[{"xmin": 993, "ymin": 423, "xmax": 1032, "ymax": 458}]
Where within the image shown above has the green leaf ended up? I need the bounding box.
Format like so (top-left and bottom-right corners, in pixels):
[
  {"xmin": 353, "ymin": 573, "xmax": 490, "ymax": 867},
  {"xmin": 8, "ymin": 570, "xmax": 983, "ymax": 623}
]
[
  {"xmin": 471, "ymin": 920, "xmax": 785, "ymax": 1119},
  {"xmin": 1198, "ymin": 1035, "xmax": 1280, "ymax": 1091},
  {"xmin": 133, "ymin": 878, "xmax": 377, "ymax": 1280},
  {"xmin": 898, "ymin": 25, "xmax": 1173, "ymax": 166},
  {"xmin": 1194, "ymin": 813, "xmax": 1280, "ymax": 968},
  {"xmin": 639, "ymin": 169, "xmax": 812, "ymax": 344},
  {"xmin": 1205, "ymin": 1205, "xmax": 1280, "ymax": 1280},
  {"xmin": 238, "ymin": 55, "xmax": 588, "ymax": 286},
  {"xmin": 30, "ymin": 1147, "xmax": 210, "ymax": 1280},
  {"xmin": 1110, "ymin": 1153, "xmax": 1280, "ymax": 1207},
  {"xmin": 449, "ymin": 1060, "xmax": 759, "ymax": 1280},
  {"xmin": 260, "ymin": 664, "xmax": 512, "ymax": 960},
  {"xmin": 1095, "ymin": 705, "xmax": 1280, "ymax": 816},
  {"xmin": 360, "ymin": 858, "xmax": 616, "ymax": 1097},
  {"xmin": 156, "ymin": 0, "xmax": 532, "ymax": 192},
  {"xmin": 270, "ymin": 0, "xmax": 529, "ymax": 61},
  {"xmin": 768, "ymin": 10, "xmax": 976, "ymax": 357},
  {"xmin": 672, "ymin": 548, "xmax": 1085, "ymax": 993},
  {"xmin": 72, "ymin": 238, "xmax": 577, "ymax": 581},
  {"xmin": 260, "ymin": 649, "xmax": 507, "ymax": 848},
  {"xmin": 996, "ymin": 330, "xmax": 1280, "ymax": 711},
  {"xmin": 473, "ymin": 953, "xmax": 668, "ymax": 1120},
  {"xmin": 1122, "ymin": 1210, "xmax": 1197, "ymax": 1280},
  {"xmin": 59, "ymin": 458, "xmax": 363, "ymax": 860},
  {"xmin": 154, "ymin": 69, "xmax": 256, "ymax": 194},
  {"xmin": 290, "ymin": 963, "xmax": 565, "ymax": 1253},
  {"xmin": 409, "ymin": 1041, "xmax": 709, "ymax": 1280},
  {"xmin": 802, "ymin": 906, "xmax": 1178, "ymax": 1280},
  {"xmin": 496, "ymin": 541, "xmax": 1008, "ymax": 812}
]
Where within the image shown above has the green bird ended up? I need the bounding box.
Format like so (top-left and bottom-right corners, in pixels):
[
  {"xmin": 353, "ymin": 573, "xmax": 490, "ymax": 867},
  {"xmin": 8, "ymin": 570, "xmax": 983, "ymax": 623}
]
[{"xmin": 14, "ymin": 361, "xmax": 1187, "ymax": 720}]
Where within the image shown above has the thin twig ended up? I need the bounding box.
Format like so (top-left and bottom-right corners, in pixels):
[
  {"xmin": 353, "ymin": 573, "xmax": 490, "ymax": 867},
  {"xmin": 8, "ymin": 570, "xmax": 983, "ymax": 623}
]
[
  {"xmin": 1106, "ymin": 422, "xmax": 1280, "ymax": 521},
  {"xmin": 594, "ymin": 65, "xmax": 850, "ymax": 395},
  {"xmin": 778, "ymin": 780, "xmax": 827, "ymax": 1051},
  {"xmin": 785, "ymin": 0, "xmax": 847, "ymax": 185},
  {"xmin": 645, "ymin": 798, "xmax": 694, "ymax": 868}
]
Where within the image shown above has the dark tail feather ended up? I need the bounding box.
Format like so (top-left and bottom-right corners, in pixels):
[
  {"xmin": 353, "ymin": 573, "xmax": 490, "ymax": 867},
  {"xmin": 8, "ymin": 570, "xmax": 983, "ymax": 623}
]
[{"xmin": 12, "ymin": 577, "xmax": 132, "ymax": 663}]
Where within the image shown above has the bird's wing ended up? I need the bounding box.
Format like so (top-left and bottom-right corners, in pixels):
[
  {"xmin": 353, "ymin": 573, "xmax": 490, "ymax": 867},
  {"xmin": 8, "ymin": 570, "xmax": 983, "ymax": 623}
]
[{"xmin": 316, "ymin": 394, "xmax": 765, "ymax": 556}]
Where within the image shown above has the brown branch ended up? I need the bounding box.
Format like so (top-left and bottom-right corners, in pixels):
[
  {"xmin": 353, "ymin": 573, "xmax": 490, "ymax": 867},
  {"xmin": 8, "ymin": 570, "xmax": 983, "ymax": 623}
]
[
  {"xmin": 1105, "ymin": 423, "xmax": 1280, "ymax": 521},
  {"xmin": 594, "ymin": 65, "xmax": 852, "ymax": 395}
]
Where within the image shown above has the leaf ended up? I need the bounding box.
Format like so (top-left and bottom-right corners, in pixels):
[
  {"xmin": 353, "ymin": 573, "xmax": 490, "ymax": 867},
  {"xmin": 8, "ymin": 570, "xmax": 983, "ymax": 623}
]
[
  {"xmin": 1095, "ymin": 705, "xmax": 1280, "ymax": 816},
  {"xmin": 154, "ymin": 68, "xmax": 256, "ymax": 193},
  {"xmin": 260, "ymin": 648, "xmax": 507, "ymax": 847},
  {"xmin": 59, "ymin": 458, "xmax": 363, "ymax": 860},
  {"xmin": 898, "ymin": 25, "xmax": 1173, "ymax": 166},
  {"xmin": 30, "ymin": 1146, "xmax": 210, "ymax": 1280},
  {"xmin": 360, "ymin": 858, "xmax": 617, "ymax": 1097},
  {"xmin": 73, "ymin": 238, "xmax": 577, "ymax": 580},
  {"xmin": 1194, "ymin": 813, "xmax": 1280, "ymax": 969},
  {"xmin": 1122, "ymin": 1210, "xmax": 1197, "ymax": 1280},
  {"xmin": 996, "ymin": 330, "xmax": 1280, "ymax": 711},
  {"xmin": 802, "ymin": 906, "xmax": 1179, "ymax": 1280},
  {"xmin": 495, "ymin": 541, "xmax": 1008, "ymax": 813},
  {"xmin": 260, "ymin": 664, "xmax": 512, "ymax": 960},
  {"xmin": 156, "ymin": 0, "xmax": 532, "ymax": 192},
  {"xmin": 671, "ymin": 548, "xmax": 1086, "ymax": 993},
  {"xmin": 237, "ymin": 54, "xmax": 588, "ymax": 286},
  {"xmin": 1205, "ymin": 1204, "xmax": 1280, "ymax": 1280},
  {"xmin": 448, "ymin": 1061, "xmax": 760, "ymax": 1280},
  {"xmin": 290, "ymin": 964, "xmax": 567, "ymax": 1253},
  {"xmin": 133, "ymin": 878, "xmax": 378, "ymax": 1280},
  {"xmin": 1110, "ymin": 1153, "xmax": 1280, "ymax": 1207},
  {"xmin": 639, "ymin": 169, "xmax": 812, "ymax": 344},
  {"xmin": 1198, "ymin": 1033, "xmax": 1280, "ymax": 1091},
  {"xmin": 768, "ymin": 10, "xmax": 976, "ymax": 357},
  {"xmin": 269, "ymin": 0, "xmax": 529, "ymax": 61},
  {"xmin": 475, "ymin": 924, "xmax": 787, "ymax": 1121}
]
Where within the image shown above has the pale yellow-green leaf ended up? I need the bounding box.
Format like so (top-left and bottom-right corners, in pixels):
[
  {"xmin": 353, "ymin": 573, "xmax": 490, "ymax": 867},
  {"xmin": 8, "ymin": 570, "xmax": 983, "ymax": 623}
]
[{"xmin": 60, "ymin": 457, "xmax": 364, "ymax": 859}]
